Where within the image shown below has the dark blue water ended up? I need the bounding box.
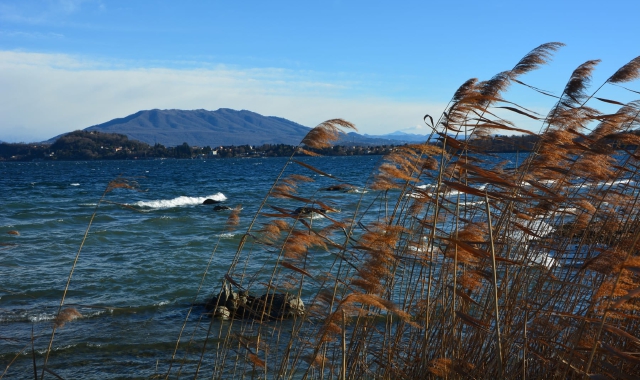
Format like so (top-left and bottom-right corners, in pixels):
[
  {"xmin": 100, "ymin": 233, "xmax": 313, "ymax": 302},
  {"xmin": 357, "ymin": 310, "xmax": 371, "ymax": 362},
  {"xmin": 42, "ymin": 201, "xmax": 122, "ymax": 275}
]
[{"xmin": 0, "ymin": 156, "xmax": 388, "ymax": 379}]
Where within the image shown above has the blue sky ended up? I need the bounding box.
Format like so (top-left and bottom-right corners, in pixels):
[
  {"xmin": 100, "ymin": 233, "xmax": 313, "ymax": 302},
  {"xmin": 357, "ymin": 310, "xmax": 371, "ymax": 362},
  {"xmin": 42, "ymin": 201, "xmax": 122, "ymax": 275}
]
[{"xmin": 1, "ymin": 0, "xmax": 639, "ymax": 142}]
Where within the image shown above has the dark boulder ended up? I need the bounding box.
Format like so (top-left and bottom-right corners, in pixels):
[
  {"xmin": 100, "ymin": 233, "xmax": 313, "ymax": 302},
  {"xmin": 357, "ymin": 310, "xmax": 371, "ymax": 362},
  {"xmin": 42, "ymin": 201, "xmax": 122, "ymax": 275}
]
[
  {"xmin": 203, "ymin": 198, "xmax": 222, "ymax": 205},
  {"xmin": 205, "ymin": 283, "xmax": 239, "ymax": 319},
  {"xmin": 293, "ymin": 207, "xmax": 326, "ymax": 216},
  {"xmin": 205, "ymin": 283, "xmax": 304, "ymax": 320},
  {"xmin": 322, "ymin": 184, "xmax": 356, "ymax": 192},
  {"xmin": 254, "ymin": 292, "xmax": 305, "ymax": 319},
  {"xmin": 213, "ymin": 205, "xmax": 233, "ymax": 211}
]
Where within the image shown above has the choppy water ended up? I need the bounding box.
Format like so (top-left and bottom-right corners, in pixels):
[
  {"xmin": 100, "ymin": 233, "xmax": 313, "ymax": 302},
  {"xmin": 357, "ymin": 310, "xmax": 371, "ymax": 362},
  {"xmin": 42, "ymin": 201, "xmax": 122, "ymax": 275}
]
[{"xmin": 0, "ymin": 157, "xmax": 386, "ymax": 379}]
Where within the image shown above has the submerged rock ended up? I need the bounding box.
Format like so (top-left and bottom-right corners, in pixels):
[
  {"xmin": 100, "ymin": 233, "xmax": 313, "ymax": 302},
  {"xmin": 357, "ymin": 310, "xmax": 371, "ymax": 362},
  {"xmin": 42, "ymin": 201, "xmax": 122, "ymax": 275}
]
[
  {"xmin": 203, "ymin": 198, "xmax": 222, "ymax": 205},
  {"xmin": 254, "ymin": 292, "xmax": 305, "ymax": 319},
  {"xmin": 322, "ymin": 184, "xmax": 356, "ymax": 193},
  {"xmin": 214, "ymin": 306, "xmax": 231, "ymax": 320},
  {"xmin": 213, "ymin": 205, "xmax": 233, "ymax": 211},
  {"xmin": 205, "ymin": 283, "xmax": 304, "ymax": 320},
  {"xmin": 293, "ymin": 207, "xmax": 326, "ymax": 216}
]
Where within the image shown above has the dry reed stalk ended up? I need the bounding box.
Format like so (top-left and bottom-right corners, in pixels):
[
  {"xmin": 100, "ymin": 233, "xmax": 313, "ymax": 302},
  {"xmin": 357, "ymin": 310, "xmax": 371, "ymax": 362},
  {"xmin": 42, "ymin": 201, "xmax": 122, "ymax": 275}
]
[
  {"xmin": 41, "ymin": 177, "xmax": 139, "ymax": 379},
  {"xmin": 165, "ymin": 205, "xmax": 243, "ymax": 379},
  {"xmin": 170, "ymin": 44, "xmax": 640, "ymax": 379}
]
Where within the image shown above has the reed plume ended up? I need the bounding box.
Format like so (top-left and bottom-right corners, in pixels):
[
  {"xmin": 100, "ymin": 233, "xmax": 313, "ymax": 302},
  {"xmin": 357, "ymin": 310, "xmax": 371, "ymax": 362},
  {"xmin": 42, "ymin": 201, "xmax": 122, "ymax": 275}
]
[
  {"xmin": 52, "ymin": 308, "xmax": 82, "ymax": 328},
  {"xmin": 164, "ymin": 44, "xmax": 640, "ymax": 379},
  {"xmin": 608, "ymin": 55, "xmax": 640, "ymax": 84},
  {"xmin": 301, "ymin": 119, "xmax": 356, "ymax": 149}
]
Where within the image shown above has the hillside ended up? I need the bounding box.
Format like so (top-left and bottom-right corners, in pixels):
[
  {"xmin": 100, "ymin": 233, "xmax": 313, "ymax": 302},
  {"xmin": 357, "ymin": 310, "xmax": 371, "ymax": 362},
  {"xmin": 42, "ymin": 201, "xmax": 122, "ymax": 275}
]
[
  {"xmin": 83, "ymin": 108, "xmax": 310, "ymax": 147},
  {"xmin": 81, "ymin": 108, "xmax": 424, "ymax": 147}
]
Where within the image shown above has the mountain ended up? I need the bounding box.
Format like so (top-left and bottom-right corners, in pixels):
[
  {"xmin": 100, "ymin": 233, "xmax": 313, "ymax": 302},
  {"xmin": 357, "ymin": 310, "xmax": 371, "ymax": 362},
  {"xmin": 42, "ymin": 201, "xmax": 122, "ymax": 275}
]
[
  {"xmin": 83, "ymin": 108, "xmax": 312, "ymax": 147},
  {"xmin": 372, "ymin": 131, "xmax": 432, "ymax": 143},
  {"xmin": 73, "ymin": 108, "xmax": 424, "ymax": 147},
  {"xmin": 337, "ymin": 132, "xmax": 424, "ymax": 146}
]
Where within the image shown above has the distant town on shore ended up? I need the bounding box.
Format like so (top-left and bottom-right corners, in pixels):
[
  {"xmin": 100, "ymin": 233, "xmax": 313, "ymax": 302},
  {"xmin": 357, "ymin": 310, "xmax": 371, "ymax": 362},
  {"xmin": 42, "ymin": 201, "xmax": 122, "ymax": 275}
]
[{"xmin": 0, "ymin": 129, "xmax": 542, "ymax": 161}]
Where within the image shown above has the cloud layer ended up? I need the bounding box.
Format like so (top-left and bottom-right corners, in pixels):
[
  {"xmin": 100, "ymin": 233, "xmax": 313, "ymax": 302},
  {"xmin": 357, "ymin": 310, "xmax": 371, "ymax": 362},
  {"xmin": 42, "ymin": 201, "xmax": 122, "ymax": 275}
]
[{"xmin": 0, "ymin": 51, "xmax": 444, "ymax": 142}]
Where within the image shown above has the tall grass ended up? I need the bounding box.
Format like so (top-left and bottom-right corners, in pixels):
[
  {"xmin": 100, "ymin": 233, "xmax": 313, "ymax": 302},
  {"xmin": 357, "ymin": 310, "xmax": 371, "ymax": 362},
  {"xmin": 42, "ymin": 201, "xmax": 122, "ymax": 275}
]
[
  {"xmin": 166, "ymin": 43, "xmax": 640, "ymax": 379},
  {"xmin": 27, "ymin": 43, "xmax": 640, "ymax": 379}
]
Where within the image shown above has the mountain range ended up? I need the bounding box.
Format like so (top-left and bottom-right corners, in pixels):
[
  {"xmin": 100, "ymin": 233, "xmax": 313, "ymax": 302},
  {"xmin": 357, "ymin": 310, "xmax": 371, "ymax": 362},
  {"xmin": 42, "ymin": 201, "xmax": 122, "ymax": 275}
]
[{"xmin": 76, "ymin": 108, "xmax": 429, "ymax": 147}]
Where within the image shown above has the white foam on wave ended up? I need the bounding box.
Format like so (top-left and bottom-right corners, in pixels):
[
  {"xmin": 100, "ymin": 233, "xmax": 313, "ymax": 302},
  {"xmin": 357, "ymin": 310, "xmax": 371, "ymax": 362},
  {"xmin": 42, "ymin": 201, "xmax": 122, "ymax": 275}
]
[
  {"xmin": 28, "ymin": 312, "xmax": 55, "ymax": 323},
  {"xmin": 70, "ymin": 183, "xmax": 80, "ymax": 186},
  {"xmin": 599, "ymin": 178, "xmax": 634, "ymax": 187},
  {"xmin": 155, "ymin": 300, "xmax": 171, "ymax": 306},
  {"xmin": 217, "ymin": 233, "xmax": 236, "ymax": 239},
  {"xmin": 132, "ymin": 192, "xmax": 227, "ymax": 209},
  {"xmin": 6, "ymin": 308, "xmax": 101, "ymax": 324},
  {"xmin": 37, "ymin": 344, "xmax": 78, "ymax": 355}
]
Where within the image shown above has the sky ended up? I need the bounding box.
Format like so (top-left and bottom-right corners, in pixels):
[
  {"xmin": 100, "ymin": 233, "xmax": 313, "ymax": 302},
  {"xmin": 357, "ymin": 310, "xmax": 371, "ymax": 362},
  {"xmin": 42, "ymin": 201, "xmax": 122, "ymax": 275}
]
[{"xmin": 1, "ymin": 0, "xmax": 639, "ymax": 143}]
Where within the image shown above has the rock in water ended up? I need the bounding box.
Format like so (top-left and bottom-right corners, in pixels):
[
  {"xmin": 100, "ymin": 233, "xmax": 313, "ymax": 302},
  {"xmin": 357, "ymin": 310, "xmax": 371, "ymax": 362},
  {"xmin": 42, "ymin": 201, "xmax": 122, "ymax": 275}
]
[
  {"xmin": 322, "ymin": 184, "xmax": 356, "ymax": 192},
  {"xmin": 203, "ymin": 198, "xmax": 222, "ymax": 205},
  {"xmin": 204, "ymin": 283, "xmax": 304, "ymax": 320},
  {"xmin": 292, "ymin": 207, "xmax": 326, "ymax": 217},
  {"xmin": 213, "ymin": 205, "xmax": 233, "ymax": 211},
  {"xmin": 255, "ymin": 293, "xmax": 305, "ymax": 319},
  {"xmin": 214, "ymin": 306, "xmax": 231, "ymax": 320}
]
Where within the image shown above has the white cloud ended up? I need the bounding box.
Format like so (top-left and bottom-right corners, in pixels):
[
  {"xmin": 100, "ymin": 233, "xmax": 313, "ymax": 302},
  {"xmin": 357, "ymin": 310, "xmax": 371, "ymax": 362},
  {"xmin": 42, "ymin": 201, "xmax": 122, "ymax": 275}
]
[{"xmin": 0, "ymin": 51, "xmax": 445, "ymax": 142}]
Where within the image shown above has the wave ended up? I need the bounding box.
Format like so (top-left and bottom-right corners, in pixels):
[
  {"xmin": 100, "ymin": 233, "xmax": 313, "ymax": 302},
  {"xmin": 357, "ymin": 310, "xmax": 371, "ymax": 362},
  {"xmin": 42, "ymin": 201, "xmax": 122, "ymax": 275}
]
[
  {"xmin": 131, "ymin": 192, "xmax": 227, "ymax": 209},
  {"xmin": 0, "ymin": 307, "xmax": 105, "ymax": 324},
  {"xmin": 597, "ymin": 178, "xmax": 634, "ymax": 187},
  {"xmin": 70, "ymin": 183, "xmax": 80, "ymax": 186}
]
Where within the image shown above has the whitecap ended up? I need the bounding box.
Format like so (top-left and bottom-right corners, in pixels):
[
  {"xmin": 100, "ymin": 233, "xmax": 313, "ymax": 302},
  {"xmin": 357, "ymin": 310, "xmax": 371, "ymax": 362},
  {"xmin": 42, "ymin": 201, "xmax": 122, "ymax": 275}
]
[
  {"xmin": 80, "ymin": 309, "xmax": 105, "ymax": 318},
  {"xmin": 37, "ymin": 344, "xmax": 77, "ymax": 355},
  {"xmin": 70, "ymin": 183, "xmax": 80, "ymax": 186},
  {"xmin": 217, "ymin": 233, "xmax": 236, "ymax": 239},
  {"xmin": 132, "ymin": 192, "xmax": 227, "ymax": 209},
  {"xmin": 155, "ymin": 300, "xmax": 171, "ymax": 306},
  {"xmin": 528, "ymin": 252, "xmax": 557, "ymax": 269},
  {"xmin": 29, "ymin": 312, "xmax": 55, "ymax": 323},
  {"xmin": 600, "ymin": 178, "xmax": 634, "ymax": 187}
]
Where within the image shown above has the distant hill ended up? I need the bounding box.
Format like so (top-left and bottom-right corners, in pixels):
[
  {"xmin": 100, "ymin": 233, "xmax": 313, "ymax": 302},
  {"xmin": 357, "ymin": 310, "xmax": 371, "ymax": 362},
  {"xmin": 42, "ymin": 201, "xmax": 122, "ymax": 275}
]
[
  {"xmin": 371, "ymin": 131, "xmax": 432, "ymax": 143},
  {"xmin": 83, "ymin": 109, "xmax": 311, "ymax": 147},
  {"xmin": 76, "ymin": 108, "xmax": 423, "ymax": 147}
]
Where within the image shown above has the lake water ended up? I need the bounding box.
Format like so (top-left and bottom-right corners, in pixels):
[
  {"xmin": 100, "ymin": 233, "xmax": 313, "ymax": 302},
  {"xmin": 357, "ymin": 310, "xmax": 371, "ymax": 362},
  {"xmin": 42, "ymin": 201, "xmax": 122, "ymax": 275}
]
[
  {"xmin": 1, "ymin": 153, "xmax": 533, "ymax": 379},
  {"xmin": 1, "ymin": 156, "xmax": 393, "ymax": 379}
]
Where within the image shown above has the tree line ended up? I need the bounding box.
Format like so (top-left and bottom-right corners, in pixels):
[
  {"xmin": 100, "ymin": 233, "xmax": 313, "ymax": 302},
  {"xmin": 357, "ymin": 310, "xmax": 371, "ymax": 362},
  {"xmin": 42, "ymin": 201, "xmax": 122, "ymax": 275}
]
[
  {"xmin": 0, "ymin": 130, "xmax": 400, "ymax": 161},
  {"xmin": 0, "ymin": 129, "xmax": 590, "ymax": 162}
]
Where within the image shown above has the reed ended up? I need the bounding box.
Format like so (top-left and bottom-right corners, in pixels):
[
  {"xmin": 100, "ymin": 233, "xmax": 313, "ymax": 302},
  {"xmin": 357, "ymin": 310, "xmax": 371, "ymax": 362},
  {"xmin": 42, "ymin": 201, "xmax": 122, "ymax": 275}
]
[
  {"xmin": 28, "ymin": 43, "xmax": 640, "ymax": 379},
  {"xmin": 180, "ymin": 43, "xmax": 640, "ymax": 379}
]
